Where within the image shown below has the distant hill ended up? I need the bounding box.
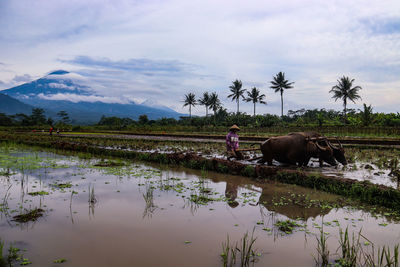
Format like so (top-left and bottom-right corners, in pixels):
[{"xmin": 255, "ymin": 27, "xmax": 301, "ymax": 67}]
[
  {"xmin": 0, "ymin": 93, "xmax": 35, "ymax": 115},
  {"xmin": 1, "ymin": 70, "xmax": 183, "ymax": 124}
]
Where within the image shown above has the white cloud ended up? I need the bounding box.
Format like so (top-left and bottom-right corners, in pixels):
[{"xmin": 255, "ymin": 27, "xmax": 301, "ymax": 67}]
[
  {"xmin": 48, "ymin": 83, "xmax": 76, "ymax": 90},
  {"xmin": 37, "ymin": 93, "xmax": 132, "ymax": 104}
]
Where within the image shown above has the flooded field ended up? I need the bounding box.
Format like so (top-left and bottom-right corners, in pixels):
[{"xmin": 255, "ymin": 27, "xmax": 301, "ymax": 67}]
[{"xmin": 1, "ymin": 143, "xmax": 400, "ymax": 266}]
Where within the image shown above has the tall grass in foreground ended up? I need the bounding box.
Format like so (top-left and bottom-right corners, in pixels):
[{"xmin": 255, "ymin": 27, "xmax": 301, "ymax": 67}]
[
  {"xmin": 314, "ymin": 226, "xmax": 399, "ymax": 267},
  {"xmin": 314, "ymin": 226, "xmax": 330, "ymax": 267},
  {"xmin": 221, "ymin": 229, "xmax": 259, "ymax": 267}
]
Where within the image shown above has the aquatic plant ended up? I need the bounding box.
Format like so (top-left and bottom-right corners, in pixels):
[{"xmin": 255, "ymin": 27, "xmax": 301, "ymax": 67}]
[
  {"xmin": 336, "ymin": 227, "xmax": 362, "ymax": 267},
  {"xmin": 274, "ymin": 219, "xmax": 302, "ymax": 234},
  {"xmin": 12, "ymin": 208, "xmax": 44, "ymax": 223},
  {"xmin": 28, "ymin": 191, "xmax": 49, "ymax": 196},
  {"xmin": 314, "ymin": 226, "xmax": 330, "ymax": 267},
  {"xmin": 313, "ymin": 226, "xmax": 400, "ymax": 267},
  {"xmin": 0, "ymin": 240, "xmax": 23, "ymax": 267},
  {"xmin": 220, "ymin": 229, "xmax": 259, "ymax": 267}
]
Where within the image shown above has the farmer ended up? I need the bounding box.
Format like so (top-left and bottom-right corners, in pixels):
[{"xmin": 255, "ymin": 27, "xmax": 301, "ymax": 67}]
[
  {"xmin": 226, "ymin": 124, "xmax": 243, "ymax": 160},
  {"xmin": 49, "ymin": 126, "xmax": 54, "ymax": 136}
]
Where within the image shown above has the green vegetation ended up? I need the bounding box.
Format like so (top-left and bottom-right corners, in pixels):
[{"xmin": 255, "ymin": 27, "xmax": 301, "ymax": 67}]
[
  {"xmin": 221, "ymin": 230, "xmax": 259, "ymax": 267},
  {"xmin": 330, "ymin": 76, "xmax": 362, "ymax": 122},
  {"xmin": 53, "ymin": 258, "xmax": 67, "ymax": 263},
  {"xmin": 0, "ymin": 240, "xmax": 30, "ymax": 267},
  {"xmin": 228, "ymin": 79, "xmax": 246, "ymax": 115},
  {"xmin": 12, "ymin": 208, "xmax": 44, "ymax": 223},
  {"xmin": 314, "ymin": 227, "xmax": 399, "ymax": 267},
  {"xmin": 245, "ymin": 87, "xmax": 267, "ymax": 117},
  {"xmin": 270, "ymin": 71, "xmax": 294, "ymax": 117},
  {"xmin": 28, "ymin": 191, "xmax": 49, "ymax": 196},
  {"xmin": 274, "ymin": 219, "xmax": 303, "ymax": 234},
  {"xmin": 183, "ymin": 93, "xmax": 197, "ymax": 118}
]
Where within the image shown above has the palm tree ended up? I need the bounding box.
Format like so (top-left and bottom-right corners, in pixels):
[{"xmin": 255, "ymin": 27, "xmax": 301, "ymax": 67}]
[
  {"xmin": 359, "ymin": 103, "xmax": 373, "ymax": 126},
  {"xmin": 270, "ymin": 72, "xmax": 294, "ymax": 117},
  {"xmin": 228, "ymin": 79, "xmax": 246, "ymax": 114},
  {"xmin": 183, "ymin": 93, "xmax": 196, "ymax": 118},
  {"xmin": 245, "ymin": 87, "xmax": 267, "ymax": 116},
  {"xmin": 208, "ymin": 92, "xmax": 221, "ymax": 122},
  {"xmin": 329, "ymin": 76, "xmax": 362, "ymax": 120},
  {"xmin": 198, "ymin": 92, "xmax": 211, "ymax": 117}
]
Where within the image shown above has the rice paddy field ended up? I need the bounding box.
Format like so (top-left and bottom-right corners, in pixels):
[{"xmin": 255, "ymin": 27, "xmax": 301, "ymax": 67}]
[{"xmin": 0, "ymin": 132, "xmax": 400, "ymax": 266}]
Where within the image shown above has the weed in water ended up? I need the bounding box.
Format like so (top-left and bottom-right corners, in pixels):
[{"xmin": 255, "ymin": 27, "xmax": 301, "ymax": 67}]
[
  {"xmin": 28, "ymin": 191, "xmax": 49, "ymax": 196},
  {"xmin": 12, "ymin": 208, "xmax": 45, "ymax": 223},
  {"xmin": 336, "ymin": 227, "xmax": 362, "ymax": 267},
  {"xmin": 53, "ymin": 258, "xmax": 67, "ymax": 263},
  {"xmin": 274, "ymin": 219, "xmax": 302, "ymax": 234},
  {"xmin": 220, "ymin": 229, "xmax": 259, "ymax": 267},
  {"xmin": 314, "ymin": 226, "xmax": 330, "ymax": 267}
]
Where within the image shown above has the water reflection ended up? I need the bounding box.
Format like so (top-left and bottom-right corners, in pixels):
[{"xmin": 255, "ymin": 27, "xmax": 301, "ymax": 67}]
[
  {"xmin": 258, "ymin": 186, "xmax": 332, "ymax": 220},
  {"xmin": 225, "ymin": 181, "xmax": 239, "ymax": 208}
]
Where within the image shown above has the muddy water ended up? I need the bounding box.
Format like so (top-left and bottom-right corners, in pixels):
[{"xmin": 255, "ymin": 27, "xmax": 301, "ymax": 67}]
[{"xmin": 1, "ymin": 145, "xmax": 400, "ymax": 266}]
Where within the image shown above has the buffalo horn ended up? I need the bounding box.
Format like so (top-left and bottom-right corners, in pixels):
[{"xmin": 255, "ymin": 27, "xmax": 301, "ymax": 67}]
[
  {"xmin": 327, "ymin": 140, "xmax": 339, "ymax": 150},
  {"xmin": 315, "ymin": 141, "xmax": 328, "ymax": 151},
  {"xmin": 336, "ymin": 138, "xmax": 343, "ymax": 149}
]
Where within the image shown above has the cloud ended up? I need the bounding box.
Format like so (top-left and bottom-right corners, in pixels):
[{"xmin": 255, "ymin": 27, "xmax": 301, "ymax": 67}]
[
  {"xmin": 48, "ymin": 83, "xmax": 76, "ymax": 90},
  {"xmin": 12, "ymin": 74, "xmax": 32, "ymax": 83},
  {"xmin": 37, "ymin": 93, "xmax": 131, "ymax": 104},
  {"xmin": 60, "ymin": 56, "xmax": 198, "ymax": 75}
]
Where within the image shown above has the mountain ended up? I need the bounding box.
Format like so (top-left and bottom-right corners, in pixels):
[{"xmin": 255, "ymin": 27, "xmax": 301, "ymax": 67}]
[
  {"xmin": 0, "ymin": 93, "xmax": 35, "ymax": 115},
  {"xmin": 1, "ymin": 70, "xmax": 183, "ymax": 124}
]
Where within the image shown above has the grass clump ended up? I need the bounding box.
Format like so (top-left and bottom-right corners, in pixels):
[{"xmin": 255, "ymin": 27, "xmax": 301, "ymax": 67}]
[
  {"xmin": 52, "ymin": 182, "xmax": 72, "ymax": 189},
  {"xmin": 28, "ymin": 191, "xmax": 49, "ymax": 196},
  {"xmin": 53, "ymin": 258, "xmax": 67, "ymax": 263},
  {"xmin": 221, "ymin": 229, "xmax": 259, "ymax": 267},
  {"xmin": 314, "ymin": 227, "xmax": 330, "ymax": 267},
  {"xmin": 1, "ymin": 240, "xmax": 21, "ymax": 267},
  {"xmin": 12, "ymin": 208, "xmax": 44, "ymax": 223},
  {"xmin": 313, "ymin": 226, "xmax": 400, "ymax": 267},
  {"xmin": 274, "ymin": 219, "xmax": 302, "ymax": 234},
  {"xmin": 189, "ymin": 194, "xmax": 214, "ymax": 205}
]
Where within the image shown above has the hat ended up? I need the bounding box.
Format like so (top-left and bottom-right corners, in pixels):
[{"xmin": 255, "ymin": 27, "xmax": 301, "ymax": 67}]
[{"xmin": 229, "ymin": 125, "xmax": 240, "ymax": 131}]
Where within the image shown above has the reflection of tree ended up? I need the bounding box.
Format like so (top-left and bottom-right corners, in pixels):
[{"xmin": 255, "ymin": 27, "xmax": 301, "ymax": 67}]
[{"xmin": 225, "ymin": 181, "xmax": 239, "ymax": 208}]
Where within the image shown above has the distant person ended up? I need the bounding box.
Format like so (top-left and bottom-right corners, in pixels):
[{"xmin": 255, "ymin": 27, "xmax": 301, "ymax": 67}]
[
  {"xmin": 226, "ymin": 125, "xmax": 243, "ymax": 160},
  {"xmin": 57, "ymin": 129, "xmax": 60, "ymax": 135},
  {"xmin": 49, "ymin": 126, "xmax": 54, "ymax": 136}
]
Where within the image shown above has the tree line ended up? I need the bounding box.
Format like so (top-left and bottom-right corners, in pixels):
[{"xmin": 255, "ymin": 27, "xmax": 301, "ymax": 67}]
[
  {"xmin": 184, "ymin": 72, "xmax": 364, "ymax": 122},
  {"xmin": 0, "ymin": 108, "xmax": 70, "ymax": 127}
]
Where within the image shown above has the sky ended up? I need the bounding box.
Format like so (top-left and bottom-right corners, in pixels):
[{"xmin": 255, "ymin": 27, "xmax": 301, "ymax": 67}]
[{"xmin": 0, "ymin": 0, "xmax": 399, "ymax": 115}]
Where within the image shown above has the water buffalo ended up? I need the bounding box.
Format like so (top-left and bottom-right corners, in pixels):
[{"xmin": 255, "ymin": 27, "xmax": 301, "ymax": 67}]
[
  {"xmin": 258, "ymin": 134, "xmax": 337, "ymax": 167},
  {"xmin": 288, "ymin": 132, "xmax": 347, "ymax": 166}
]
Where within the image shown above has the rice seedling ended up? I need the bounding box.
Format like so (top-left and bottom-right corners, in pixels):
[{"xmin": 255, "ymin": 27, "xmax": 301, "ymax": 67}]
[
  {"xmin": 313, "ymin": 226, "xmax": 330, "ymax": 267},
  {"xmin": 336, "ymin": 227, "xmax": 362, "ymax": 267},
  {"xmin": 220, "ymin": 229, "xmax": 259, "ymax": 267},
  {"xmin": 363, "ymin": 242, "xmax": 399, "ymax": 267}
]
